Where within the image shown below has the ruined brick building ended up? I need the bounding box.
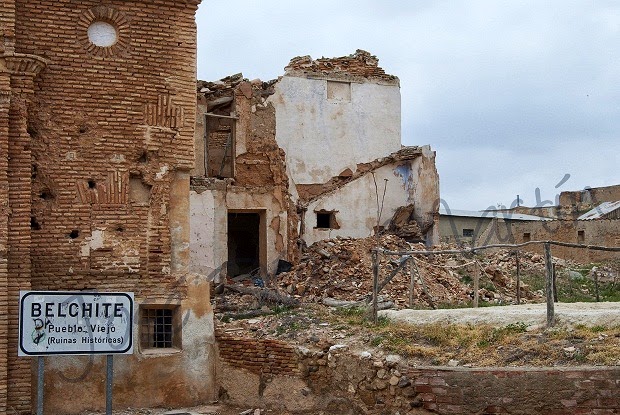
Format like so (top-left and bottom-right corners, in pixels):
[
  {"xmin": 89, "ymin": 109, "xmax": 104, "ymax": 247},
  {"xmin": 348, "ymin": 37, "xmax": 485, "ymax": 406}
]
[
  {"xmin": 189, "ymin": 50, "xmax": 440, "ymax": 281},
  {"xmin": 447, "ymin": 184, "xmax": 620, "ymax": 262},
  {"xmin": 1, "ymin": 1, "xmax": 216, "ymax": 413}
]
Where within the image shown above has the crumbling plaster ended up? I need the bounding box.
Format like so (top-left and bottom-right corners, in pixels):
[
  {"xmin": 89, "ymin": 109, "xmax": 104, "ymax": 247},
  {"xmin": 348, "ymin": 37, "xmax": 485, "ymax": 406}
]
[
  {"xmin": 42, "ymin": 277, "xmax": 216, "ymax": 414},
  {"xmin": 268, "ymin": 75, "xmax": 402, "ymax": 185},
  {"xmin": 303, "ymin": 152, "xmax": 440, "ymax": 246},
  {"xmin": 190, "ymin": 185, "xmax": 287, "ymax": 279}
]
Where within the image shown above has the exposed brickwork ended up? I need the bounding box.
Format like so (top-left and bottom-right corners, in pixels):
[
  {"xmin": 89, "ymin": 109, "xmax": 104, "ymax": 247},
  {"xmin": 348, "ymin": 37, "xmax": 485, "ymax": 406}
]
[
  {"xmin": 216, "ymin": 331, "xmax": 300, "ymax": 377},
  {"xmin": 406, "ymin": 367, "xmax": 620, "ymax": 414},
  {"xmin": 17, "ymin": 0, "xmax": 198, "ymax": 292},
  {"xmin": 7, "ymin": 67, "xmax": 41, "ymax": 414},
  {"xmin": 0, "ymin": 75, "xmax": 10, "ymax": 414},
  {"xmin": 285, "ymin": 49, "xmax": 398, "ymax": 83},
  {"xmin": 2, "ymin": 0, "xmax": 203, "ymax": 412}
]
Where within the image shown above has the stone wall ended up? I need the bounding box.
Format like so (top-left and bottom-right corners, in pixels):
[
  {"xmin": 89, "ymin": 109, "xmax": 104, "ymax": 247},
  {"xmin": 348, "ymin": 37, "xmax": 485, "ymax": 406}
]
[{"xmin": 216, "ymin": 336, "xmax": 620, "ymax": 415}]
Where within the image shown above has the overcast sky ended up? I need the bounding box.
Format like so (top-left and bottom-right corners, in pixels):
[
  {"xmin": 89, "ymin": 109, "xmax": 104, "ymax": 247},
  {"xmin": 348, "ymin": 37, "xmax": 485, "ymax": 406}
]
[{"xmin": 196, "ymin": 1, "xmax": 619, "ymax": 211}]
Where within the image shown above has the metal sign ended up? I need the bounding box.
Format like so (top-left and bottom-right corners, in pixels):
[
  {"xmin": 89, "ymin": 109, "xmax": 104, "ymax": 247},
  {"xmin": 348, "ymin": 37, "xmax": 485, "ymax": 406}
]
[{"xmin": 19, "ymin": 291, "xmax": 134, "ymax": 356}]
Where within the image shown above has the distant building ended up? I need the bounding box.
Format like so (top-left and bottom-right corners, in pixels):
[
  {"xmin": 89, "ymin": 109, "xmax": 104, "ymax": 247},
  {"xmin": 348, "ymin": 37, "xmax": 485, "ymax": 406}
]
[{"xmin": 439, "ymin": 208, "xmax": 550, "ymax": 245}]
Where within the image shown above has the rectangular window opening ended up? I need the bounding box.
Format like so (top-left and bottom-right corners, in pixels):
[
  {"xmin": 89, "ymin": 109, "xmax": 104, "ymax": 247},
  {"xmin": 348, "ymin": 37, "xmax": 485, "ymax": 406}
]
[
  {"xmin": 140, "ymin": 306, "xmax": 180, "ymax": 350},
  {"xmin": 523, "ymin": 232, "xmax": 531, "ymax": 242},
  {"xmin": 577, "ymin": 230, "xmax": 585, "ymax": 244},
  {"xmin": 315, "ymin": 210, "xmax": 339, "ymax": 229},
  {"xmin": 462, "ymin": 228, "xmax": 474, "ymax": 237}
]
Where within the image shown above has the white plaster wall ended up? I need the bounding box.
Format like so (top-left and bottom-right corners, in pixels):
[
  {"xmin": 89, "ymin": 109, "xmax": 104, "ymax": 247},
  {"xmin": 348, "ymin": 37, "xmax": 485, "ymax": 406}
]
[
  {"xmin": 304, "ymin": 163, "xmax": 412, "ymax": 246},
  {"xmin": 269, "ymin": 76, "xmax": 401, "ymax": 184},
  {"xmin": 189, "ymin": 190, "xmax": 227, "ymax": 281},
  {"xmin": 189, "ymin": 189, "xmax": 287, "ymax": 279},
  {"xmin": 303, "ymin": 151, "xmax": 440, "ymax": 246}
]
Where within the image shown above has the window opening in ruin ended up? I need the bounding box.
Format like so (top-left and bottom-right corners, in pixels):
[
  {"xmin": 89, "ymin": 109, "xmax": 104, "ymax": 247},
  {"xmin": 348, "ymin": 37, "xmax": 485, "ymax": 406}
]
[
  {"xmin": 227, "ymin": 212, "xmax": 263, "ymax": 277},
  {"xmin": 315, "ymin": 211, "xmax": 339, "ymax": 229},
  {"xmin": 69, "ymin": 230, "xmax": 79, "ymax": 239},
  {"xmin": 578, "ymin": 230, "xmax": 585, "ymax": 244},
  {"xmin": 140, "ymin": 306, "xmax": 180, "ymax": 349},
  {"xmin": 462, "ymin": 228, "xmax": 474, "ymax": 237},
  {"xmin": 327, "ymin": 80, "xmax": 352, "ymax": 102},
  {"xmin": 205, "ymin": 113, "xmax": 235, "ymax": 178},
  {"xmin": 87, "ymin": 180, "xmax": 96, "ymax": 189},
  {"xmin": 523, "ymin": 232, "xmax": 531, "ymax": 242}
]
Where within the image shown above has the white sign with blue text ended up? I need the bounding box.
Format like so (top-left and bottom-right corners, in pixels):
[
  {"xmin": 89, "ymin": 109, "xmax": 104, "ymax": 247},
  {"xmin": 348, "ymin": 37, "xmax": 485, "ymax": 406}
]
[{"xmin": 19, "ymin": 291, "xmax": 134, "ymax": 356}]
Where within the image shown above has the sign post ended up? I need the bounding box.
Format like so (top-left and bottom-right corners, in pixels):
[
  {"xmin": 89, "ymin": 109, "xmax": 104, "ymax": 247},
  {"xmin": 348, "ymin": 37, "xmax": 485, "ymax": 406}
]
[{"xmin": 19, "ymin": 291, "xmax": 134, "ymax": 415}]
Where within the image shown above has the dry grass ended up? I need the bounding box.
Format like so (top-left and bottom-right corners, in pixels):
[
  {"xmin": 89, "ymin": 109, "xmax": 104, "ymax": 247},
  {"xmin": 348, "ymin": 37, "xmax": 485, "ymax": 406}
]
[{"xmin": 327, "ymin": 307, "xmax": 620, "ymax": 367}]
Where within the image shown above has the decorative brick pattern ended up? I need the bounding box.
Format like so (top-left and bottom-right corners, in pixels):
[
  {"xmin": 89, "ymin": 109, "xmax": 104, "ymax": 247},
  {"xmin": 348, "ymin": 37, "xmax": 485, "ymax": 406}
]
[{"xmin": 1, "ymin": 0, "xmax": 201, "ymax": 411}]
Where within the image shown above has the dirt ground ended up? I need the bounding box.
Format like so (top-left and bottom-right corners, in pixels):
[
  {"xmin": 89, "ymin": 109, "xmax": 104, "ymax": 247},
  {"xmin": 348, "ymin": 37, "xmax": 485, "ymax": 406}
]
[
  {"xmin": 85, "ymin": 404, "xmax": 269, "ymax": 415},
  {"xmin": 381, "ymin": 301, "xmax": 620, "ymax": 328}
]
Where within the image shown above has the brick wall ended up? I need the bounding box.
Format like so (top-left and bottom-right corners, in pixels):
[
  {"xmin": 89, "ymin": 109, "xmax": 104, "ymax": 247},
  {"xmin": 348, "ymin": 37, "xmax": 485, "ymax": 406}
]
[
  {"xmin": 217, "ymin": 331, "xmax": 299, "ymax": 377},
  {"xmin": 0, "ymin": 72, "xmax": 10, "ymax": 414},
  {"xmin": 1, "ymin": 0, "xmax": 203, "ymax": 412},
  {"xmin": 16, "ymin": 0, "xmax": 199, "ymax": 297}
]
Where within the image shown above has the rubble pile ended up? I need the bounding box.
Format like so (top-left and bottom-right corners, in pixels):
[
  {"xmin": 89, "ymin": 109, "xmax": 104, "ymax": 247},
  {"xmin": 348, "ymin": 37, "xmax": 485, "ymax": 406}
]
[{"xmin": 272, "ymin": 235, "xmax": 545, "ymax": 309}]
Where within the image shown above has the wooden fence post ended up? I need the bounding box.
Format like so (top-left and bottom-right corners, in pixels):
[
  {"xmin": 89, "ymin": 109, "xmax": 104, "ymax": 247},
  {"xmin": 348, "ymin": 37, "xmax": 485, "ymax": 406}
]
[
  {"xmin": 594, "ymin": 271, "xmax": 600, "ymax": 302},
  {"xmin": 473, "ymin": 262, "xmax": 480, "ymax": 308},
  {"xmin": 409, "ymin": 257, "xmax": 415, "ymax": 308},
  {"xmin": 515, "ymin": 250, "xmax": 521, "ymax": 305},
  {"xmin": 544, "ymin": 242, "xmax": 555, "ymax": 327}
]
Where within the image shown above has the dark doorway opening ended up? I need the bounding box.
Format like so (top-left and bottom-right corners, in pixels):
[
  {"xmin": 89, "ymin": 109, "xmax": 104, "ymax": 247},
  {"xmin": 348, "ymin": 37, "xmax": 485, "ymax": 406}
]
[{"xmin": 227, "ymin": 212, "xmax": 260, "ymax": 277}]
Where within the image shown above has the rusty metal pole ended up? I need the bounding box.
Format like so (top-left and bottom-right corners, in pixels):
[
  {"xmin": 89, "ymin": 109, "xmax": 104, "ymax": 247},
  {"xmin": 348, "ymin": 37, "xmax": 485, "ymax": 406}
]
[
  {"xmin": 544, "ymin": 243, "xmax": 555, "ymax": 327},
  {"xmin": 515, "ymin": 250, "xmax": 521, "ymax": 305},
  {"xmin": 372, "ymin": 249, "xmax": 379, "ymax": 324}
]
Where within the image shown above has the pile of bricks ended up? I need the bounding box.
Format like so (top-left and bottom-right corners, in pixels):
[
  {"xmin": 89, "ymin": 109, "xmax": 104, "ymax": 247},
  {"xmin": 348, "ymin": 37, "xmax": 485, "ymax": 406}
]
[{"xmin": 285, "ymin": 49, "xmax": 398, "ymax": 82}]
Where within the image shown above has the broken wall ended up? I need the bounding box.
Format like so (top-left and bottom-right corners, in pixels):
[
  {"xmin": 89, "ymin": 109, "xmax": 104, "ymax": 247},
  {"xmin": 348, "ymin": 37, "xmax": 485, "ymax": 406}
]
[
  {"xmin": 512, "ymin": 219, "xmax": 620, "ymax": 262},
  {"xmin": 216, "ymin": 333, "xmax": 620, "ymax": 415},
  {"xmin": 191, "ymin": 77, "xmax": 296, "ymax": 279},
  {"xmin": 559, "ymin": 184, "xmax": 620, "ymax": 215},
  {"xmin": 268, "ymin": 50, "xmax": 402, "ymax": 185},
  {"xmin": 1, "ymin": 0, "xmax": 216, "ymax": 412},
  {"xmin": 302, "ymin": 148, "xmax": 440, "ymax": 246},
  {"xmin": 190, "ymin": 51, "xmax": 440, "ymax": 285}
]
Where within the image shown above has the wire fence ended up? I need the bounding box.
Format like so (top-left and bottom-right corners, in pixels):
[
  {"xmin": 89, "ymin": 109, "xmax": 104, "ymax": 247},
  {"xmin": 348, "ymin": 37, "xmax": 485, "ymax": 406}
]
[{"xmin": 370, "ymin": 240, "xmax": 620, "ymax": 327}]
